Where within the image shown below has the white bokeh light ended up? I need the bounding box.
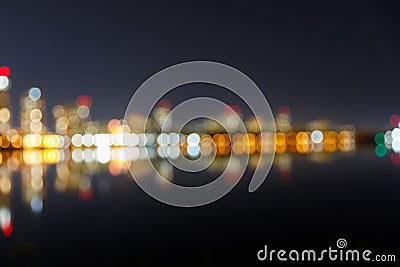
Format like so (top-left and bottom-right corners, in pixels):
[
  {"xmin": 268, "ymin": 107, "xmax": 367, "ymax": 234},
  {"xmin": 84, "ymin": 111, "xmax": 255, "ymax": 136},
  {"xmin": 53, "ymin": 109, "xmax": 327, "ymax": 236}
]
[
  {"xmin": 187, "ymin": 133, "xmax": 200, "ymax": 147},
  {"xmin": 311, "ymin": 130, "xmax": 323, "ymax": 144}
]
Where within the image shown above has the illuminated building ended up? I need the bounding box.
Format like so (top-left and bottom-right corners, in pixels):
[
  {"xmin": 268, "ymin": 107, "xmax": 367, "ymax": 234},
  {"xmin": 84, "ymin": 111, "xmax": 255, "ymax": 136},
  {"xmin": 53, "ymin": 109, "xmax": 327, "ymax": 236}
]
[
  {"xmin": 53, "ymin": 95, "xmax": 93, "ymax": 136},
  {"xmin": 0, "ymin": 66, "xmax": 12, "ymax": 135},
  {"xmin": 275, "ymin": 105, "xmax": 292, "ymax": 133},
  {"xmin": 151, "ymin": 98, "xmax": 172, "ymax": 132},
  {"xmin": 20, "ymin": 87, "xmax": 47, "ymax": 135}
]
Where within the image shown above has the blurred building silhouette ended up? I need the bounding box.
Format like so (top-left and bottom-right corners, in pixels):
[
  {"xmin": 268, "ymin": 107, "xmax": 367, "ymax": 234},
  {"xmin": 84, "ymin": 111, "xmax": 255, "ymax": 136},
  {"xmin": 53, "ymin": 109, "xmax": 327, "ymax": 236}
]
[
  {"xmin": 0, "ymin": 67, "xmax": 12, "ymax": 135},
  {"xmin": 20, "ymin": 87, "xmax": 47, "ymax": 135}
]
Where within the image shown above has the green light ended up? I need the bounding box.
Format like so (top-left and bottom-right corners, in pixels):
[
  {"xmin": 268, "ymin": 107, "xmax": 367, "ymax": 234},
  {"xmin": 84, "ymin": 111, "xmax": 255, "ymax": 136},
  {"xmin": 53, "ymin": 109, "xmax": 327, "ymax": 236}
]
[
  {"xmin": 375, "ymin": 133, "xmax": 385, "ymax": 145},
  {"xmin": 375, "ymin": 144, "xmax": 387, "ymax": 157}
]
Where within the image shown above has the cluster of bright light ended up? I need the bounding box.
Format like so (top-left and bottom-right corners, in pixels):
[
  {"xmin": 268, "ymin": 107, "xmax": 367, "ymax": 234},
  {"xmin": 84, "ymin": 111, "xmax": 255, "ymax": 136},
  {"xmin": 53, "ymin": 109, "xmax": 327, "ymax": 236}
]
[
  {"xmin": 0, "ymin": 130, "xmax": 23, "ymax": 148},
  {"xmin": 155, "ymin": 133, "xmax": 203, "ymax": 158},
  {"xmin": 275, "ymin": 106, "xmax": 292, "ymax": 133},
  {"xmin": 71, "ymin": 133, "xmax": 157, "ymax": 148},
  {"xmin": 156, "ymin": 132, "xmax": 183, "ymax": 147},
  {"xmin": 0, "ymin": 66, "xmax": 11, "ymax": 136},
  {"xmin": 18, "ymin": 162, "xmax": 46, "ymax": 214},
  {"xmin": 22, "ymin": 134, "xmax": 70, "ymax": 149},
  {"xmin": 265, "ymin": 130, "xmax": 355, "ymax": 154},
  {"xmin": 378, "ymin": 128, "xmax": 400, "ymax": 153},
  {"xmin": 0, "ymin": 108, "xmax": 11, "ymax": 134},
  {"xmin": 52, "ymin": 95, "xmax": 92, "ymax": 135},
  {"xmin": 153, "ymin": 99, "xmax": 172, "ymax": 131},
  {"xmin": 374, "ymin": 115, "xmax": 400, "ymax": 163},
  {"xmin": 20, "ymin": 87, "xmax": 46, "ymax": 134}
]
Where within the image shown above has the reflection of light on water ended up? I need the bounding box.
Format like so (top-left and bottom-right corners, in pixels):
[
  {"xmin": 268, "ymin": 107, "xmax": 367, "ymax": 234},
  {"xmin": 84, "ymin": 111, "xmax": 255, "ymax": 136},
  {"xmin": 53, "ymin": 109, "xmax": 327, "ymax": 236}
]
[
  {"xmin": 274, "ymin": 153, "xmax": 292, "ymax": 180},
  {"xmin": 187, "ymin": 145, "xmax": 200, "ymax": 158},
  {"xmin": 30, "ymin": 196, "xmax": 43, "ymax": 213},
  {"xmin": 96, "ymin": 147, "xmax": 111, "ymax": 164},
  {"xmin": 0, "ymin": 177, "xmax": 11, "ymax": 194},
  {"xmin": 0, "ymin": 137, "xmax": 381, "ymax": 238},
  {"xmin": 375, "ymin": 128, "xmax": 400, "ymax": 163},
  {"xmin": 0, "ymin": 207, "xmax": 12, "ymax": 237}
]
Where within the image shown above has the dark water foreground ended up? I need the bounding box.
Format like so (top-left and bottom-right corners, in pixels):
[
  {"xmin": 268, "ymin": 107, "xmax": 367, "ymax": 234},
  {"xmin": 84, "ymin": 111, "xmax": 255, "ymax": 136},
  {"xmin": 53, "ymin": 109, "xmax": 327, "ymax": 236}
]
[{"xmin": 0, "ymin": 148, "xmax": 399, "ymax": 266}]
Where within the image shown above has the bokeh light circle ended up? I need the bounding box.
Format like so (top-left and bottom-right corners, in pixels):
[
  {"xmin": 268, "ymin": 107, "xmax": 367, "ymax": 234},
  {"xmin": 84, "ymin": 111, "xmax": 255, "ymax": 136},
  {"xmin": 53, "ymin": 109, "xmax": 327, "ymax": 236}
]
[{"xmin": 28, "ymin": 87, "xmax": 42, "ymax": 101}]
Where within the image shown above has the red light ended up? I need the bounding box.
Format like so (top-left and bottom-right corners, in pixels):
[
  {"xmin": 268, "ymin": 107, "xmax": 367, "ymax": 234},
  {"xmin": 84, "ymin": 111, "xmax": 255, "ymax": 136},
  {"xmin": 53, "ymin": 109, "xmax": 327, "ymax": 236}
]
[
  {"xmin": 223, "ymin": 105, "xmax": 242, "ymax": 116},
  {"xmin": 158, "ymin": 98, "xmax": 171, "ymax": 109},
  {"xmin": 79, "ymin": 189, "xmax": 93, "ymax": 201},
  {"xmin": 107, "ymin": 119, "xmax": 121, "ymax": 132},
  {"xmin": 391, "ymin": 153, "xmax": 400, "ymax": 165},
  {"xmin": 1, "ymin": 221, "xmax": 12, "ymax": 237},
  {"xmin": 108, "ymin": 163, "xmax": 122, "ymax": 176},
  {"xmin": 389, "ymin": 115, "xmax": 400, "ymax": 128},
  {"xmin": 280, "ymin": 169, "xmax": 292, "ymax": 181},
  {"xmin": 76, "ymin": 95, "xmax": 92, "ymax": 107},
  {"xmin": 0, "ymin": 66, "xmax": 10, "ymax": 77},
  {"xmin": 278, "ymin": 105, "xmax": 291, "ymax": 115}
]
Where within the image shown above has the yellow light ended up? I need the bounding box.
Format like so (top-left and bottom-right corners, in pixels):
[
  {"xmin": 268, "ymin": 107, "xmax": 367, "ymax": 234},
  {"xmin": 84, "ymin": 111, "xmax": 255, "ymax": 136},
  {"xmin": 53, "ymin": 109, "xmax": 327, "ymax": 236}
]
[
  {"xmin": 200, "ymin": 134, "xmax": 213, "ymax": 148},
  {"xmin": 77, "ymin": 105, "xmax": 90, "ymax": 119},
  {"xmin": 247, "ymin": 134, "xmax": 256, "ymax": 146},
  {"xmin": 232, "ymin": 143, "xmax": 244, "ymax": 155},
  {"xmin": 52, "ymin": 105, "xmax": 65, "ymax": 118},
  {"xmin": 275, "ymin": 144, "xmax": 286, "ymax": 154},
  {"xmin": 217, "ymin": 134, "xmax": 225, "ymax": 146},
  {"xmin": 296, "ymin": 143, "xmax": 310, "ymax": 154},
  {"xmin": 324, "ymin": 131, "xmax": 338, "ymax": 145},
  {"xmin": 23, "ymin": 134, "xmax": 42, "ymax": 148},
  {"xmin": 43, "ymin": 135, "xmax": 61, "ymax": 148},
  {"xmin": 56, "ymin": 163, "xmax": 70, "ymax": 180},
  {"xmin": 23, "ymin": 150, "xmax": 43, "ymax": 165},
  {"xmin": 10, "ymin": 134, "xmax": 22, "ymax": 148},
  {"xmin": 286, "ymin": 132, "xmax": 297, "ymax": 146},
  {"xmin": 324, "ymin": 143, "xmax": 337, "ymax": 152},
  {"xmin": 68, "ymin": 115, "xmax": 80, "ymax": 128},
  {"xmin": 275, "ymin": 133, "xmax": 286, "ymax": 146},
  {"xmin": 217, "ymin": 145, "xmax": 230, "ymax": 156},
  {"xmin": 0, "ymin": 108, "xmax": 10, "ymax": 123},
  {"xmin": 338, "ymin": 131, "xmax": 353, "ymax": 144},
  {"xmin": 56, "ymin": 117, "xmax": 69, "ymax": 133},
  {"xmin": 31, "ymin": 178, "xmax": 43, "ymax": 190},
  {"xmin": 29, "ymin": 109, "xmax": 42, "ymax": 122},
  {"xmin": 43, "ymin": 149, "xmax": 61, "ymax": 163},
  {"xmin": 0, "ymin": 177, "xmax": 11, "ymax": 194},
  {"xmin": 296, "ymin": 132, "xmax": 309, "ymax": 145},
  {"xmin": 1, "ymin": 135, "xmax": 10, "ymax": 148},
  {"xmin": 30, "ymin": 121, "xmax": 43, "ymax": 133},
  {"xmin": 71, "ymin": 134, "xmax": 83, "ymax": 147}
]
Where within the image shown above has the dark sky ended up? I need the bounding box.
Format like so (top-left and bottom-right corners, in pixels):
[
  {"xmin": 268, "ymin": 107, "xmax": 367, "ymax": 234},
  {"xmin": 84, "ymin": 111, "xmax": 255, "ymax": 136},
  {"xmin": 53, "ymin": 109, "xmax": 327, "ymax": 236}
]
[{"xmin": 1, "ymin": 1, "xmax": 400, "ymax": 128}]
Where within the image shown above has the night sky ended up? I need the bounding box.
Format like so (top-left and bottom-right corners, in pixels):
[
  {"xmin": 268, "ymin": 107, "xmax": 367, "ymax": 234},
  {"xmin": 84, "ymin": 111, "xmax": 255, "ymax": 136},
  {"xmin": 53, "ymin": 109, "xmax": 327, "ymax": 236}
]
[{"xmin": 1, "ymin": 1, "xmax": 400, "ymax": 128}]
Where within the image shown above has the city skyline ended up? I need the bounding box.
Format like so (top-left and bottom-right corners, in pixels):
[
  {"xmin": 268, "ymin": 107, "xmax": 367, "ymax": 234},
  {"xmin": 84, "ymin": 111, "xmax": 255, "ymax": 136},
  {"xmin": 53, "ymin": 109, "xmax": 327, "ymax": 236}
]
[
  {"xmin": 1, "ymin": 2, "xmax": 400, "ymax": 128},
  {"xmin": 1, "ymin": 64, "xmax": 399, "ymax": 134}
]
